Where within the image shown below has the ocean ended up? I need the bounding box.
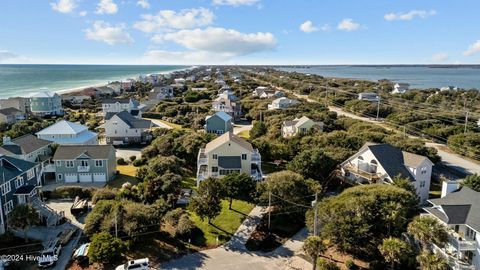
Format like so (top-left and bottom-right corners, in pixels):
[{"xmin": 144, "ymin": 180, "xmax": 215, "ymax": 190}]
[
  {"xmin": 0, "ymin": 65, "xmax": 188, "ymax": 99},
  {"xmin": 277, "ymin": 65, "xmax": 480, "ymax": 90}
]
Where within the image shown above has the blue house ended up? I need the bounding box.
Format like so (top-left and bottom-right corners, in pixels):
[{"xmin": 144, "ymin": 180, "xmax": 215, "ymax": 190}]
[
  {"xmin": 0, "ymin": 156, "xmax": 41, "ymax": 234},
  {"xmin": 205, "ymin": 112, "xmax": 233, "ymax": 135}
]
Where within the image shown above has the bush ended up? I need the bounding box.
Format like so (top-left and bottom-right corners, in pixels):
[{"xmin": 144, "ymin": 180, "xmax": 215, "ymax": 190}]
[
  {"xmin": 317, "ymin": 258, "xmax": 340, "ymax": 270},
  {"xmin": 88, "ymin": 232, "xmax": 126, "ymax": 264},
  {"xmin": 92, "ymin": 188, "xmax": 118, "ymax": 204},
  {"xmin": 129, "ymin": 156, "xmax": 137, "ymax": 162},
  {"xmin": 345, "ymin": 259, "xmax": 358, "ymax": 270},
  {"xmin": 117, "ymin": 158, "xmax": 126, "ymax": 165},
  {"xmin": 51, "ymin": 186, "xmax": 93, "ymax": 199},
  {"xmin": 175, "ymin": 214, "xmax": 195, "ymax": 237},
  {"xmin": 132, "ymin": 158, "xmax": 145, "ymax": 167}
]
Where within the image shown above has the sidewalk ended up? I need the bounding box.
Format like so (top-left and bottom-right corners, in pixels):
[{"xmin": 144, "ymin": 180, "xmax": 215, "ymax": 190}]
[{"xmin": 224, "ymin": 206, "xmax": 265, "ymax": 251}]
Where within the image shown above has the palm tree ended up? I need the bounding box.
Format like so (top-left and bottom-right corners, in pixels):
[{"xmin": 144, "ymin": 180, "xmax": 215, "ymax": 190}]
[
  {"xmin": 407, "ymin": 216, "xmax": 448, "ymax": 251},
  {"xmin": 417, "ymin": 251, "xmax": 448, "ymax": 270},
  {"xmin": 8, "ymin": 204, "xmax": 39, "ymax": 242},
  {"xmin": 378, "ymin": 237, "xmax": 410, "ymax": 270},
  {"xmin": 303, "ymin": 235, "xmax": 326, "ymax": 270}
]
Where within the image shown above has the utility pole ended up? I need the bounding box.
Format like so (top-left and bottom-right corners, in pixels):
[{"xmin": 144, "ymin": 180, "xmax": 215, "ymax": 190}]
[
  {"xmin": 313, "ymin": 193, "xmax": 318, "ymax": 236},
  {"xmin": 114, "ymin": 209, "xmax": 118, "ymax": 238},
  {"xmin": 268, "ymin": 191, "xmax": 271, "ymax": 231},
  {"xmin": 464, "ymin": 111, "xmax": 469, "ymax": 134},
  {"xmin": 376, "ymin": 97, "xmax": 381, "ymax": 121},
  {"xmin": 324, "ymin": 82, "xmax": 328, "ymax": 107},
  {"xmin": 403, "ymin": 126, "xmax": 406, "ymax": 138}
]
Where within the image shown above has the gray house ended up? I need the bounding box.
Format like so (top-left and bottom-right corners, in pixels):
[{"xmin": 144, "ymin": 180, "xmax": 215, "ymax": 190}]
[
  {"xmin": 104, "ymin": 111, "xmax": 154, "ymax": 145},
  {"xmin": 0, "ymin": 156, "xmax": 41, "ymax": 234},
  {"xmin": 205, "ymin": 112, "xmax": 233, "ymax": 135},
  {"xmin": 53, "ymin": 145, "xmax": 116, "ymax": 183},
  {"xmin": 0, "ymin": 134, "xmax": 52, "ymax": 163}
]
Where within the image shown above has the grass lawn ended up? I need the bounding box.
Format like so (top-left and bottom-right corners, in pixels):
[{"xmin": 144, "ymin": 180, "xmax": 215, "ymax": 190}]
[
  {"xmin": 107, "ymin": 165, "xmax": 139, "ymax": 188},
  {"xmin": 181, "ymin": 176, "xmax": 197, "ymax": 189},
  {"xmin": 188, "ymin": 200, "xmax": 254, "ymax": 247},
  {"xmin": 237, "ymin": 130, "xmax": 250, "ymax": 139},
  {"xmin": 262, "ymin": 161, "xmax": 286, "ymax": 174}
]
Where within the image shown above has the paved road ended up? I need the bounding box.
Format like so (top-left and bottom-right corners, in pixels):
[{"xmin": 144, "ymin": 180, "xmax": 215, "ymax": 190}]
[{"xmin": 253, "ymin": 76, "xmax": 480, "ymax": 175}]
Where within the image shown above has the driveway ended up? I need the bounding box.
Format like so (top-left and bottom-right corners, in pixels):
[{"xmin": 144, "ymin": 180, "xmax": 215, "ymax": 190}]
[{"xmin": 233, "ymin": 124, "xmax": 253, "ymax": 136}]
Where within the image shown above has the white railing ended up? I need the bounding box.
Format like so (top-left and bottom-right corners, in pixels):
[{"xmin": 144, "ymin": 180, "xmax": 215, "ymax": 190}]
[
  {"xmin": 77, "ymin": 166, "xmax": 90, "ymax": 172},
  {"xmin": 449, "ymin": 235, "xmax": 477, "ymax": 251},
  {"xmin": 198, "ymin": 158, "xmax": 207, "ymax": 165}
]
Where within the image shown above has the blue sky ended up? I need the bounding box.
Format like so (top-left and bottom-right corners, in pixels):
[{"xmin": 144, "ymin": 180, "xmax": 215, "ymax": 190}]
[{"xmin": 0, "ymin": 0, "xmax": 480, "ymax": 65}]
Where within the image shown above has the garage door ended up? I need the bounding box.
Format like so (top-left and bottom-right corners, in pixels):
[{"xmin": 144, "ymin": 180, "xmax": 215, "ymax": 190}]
[
  {"xmin": 65, "ymin": 174, "xmax": 77, "ymax": 183},
  {"xmin": 79, "ymin": 173, "xmax": 92, "ymax": 183},
  {"xmin": 93, "ymin": 173, "xmax": 106, "ymax": 182}
]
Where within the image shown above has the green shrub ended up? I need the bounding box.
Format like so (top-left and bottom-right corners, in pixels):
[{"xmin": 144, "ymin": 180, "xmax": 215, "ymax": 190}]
[
  {"xmin": 317, "ymin": 258, "xmax": 340, "ymax": 270},
  {"xmin": 51, "ymin": 186, "xmax": 93, "ymax": 199},
  {"xmin": 129, "ymin": 156, "xmax": 137, "ymax": 162},
  {"xmin": 117, "ymin": 158, "xmax": 126, "ymax": 165},
  {"xmin": 88, "ymin": 232, "xmax": 126, "ymax": 264},
  {"xmin": 345, "ymin": 259, "xmax": 358, "ymax": 270},
  {"xmin": 132, "ymin": 158, "xmax": 145, "ymax": 167},
  {"xmin": 92, "ymin": 188, "xmax": 118, "ymax": 204}
]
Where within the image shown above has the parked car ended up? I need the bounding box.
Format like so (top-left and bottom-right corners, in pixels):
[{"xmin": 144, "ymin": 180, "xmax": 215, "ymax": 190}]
[
  {"xmin": 115, "ymin": 258, "xmax": 149, "ymax": 270},
  {"xmin": 0, "ymin": 259, "xmax": 9, "ymax": 270},
  {"xmin": 72, "ymin": 243, "xmax": 90, "ymax": 264},
  {"xmin": 37, "ymin": 240, "xmax": 61, "ymax": 268}
]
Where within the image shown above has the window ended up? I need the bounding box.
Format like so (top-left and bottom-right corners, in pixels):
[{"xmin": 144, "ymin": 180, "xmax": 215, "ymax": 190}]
[
  {"xmin": 58, "ymin": 174, "xmax": 62, "ymax": 180},
  {"xmin": 95, "ymin": 160, "xmax": 103, "ymax": 167},
  {"xmin": 212, "ymin": 154, "xmax": 218, "ymax": 160},
  {"xmin": 27, "ymin": 169, "xmax": 35, "ymax": 180},
  {"xmin": 56, "ymin": 160, "xmax": 62, "ymax": 167},
  {"xmin": 1, "ymin": 182, "xmax": 11, "ymax": 196},
  {"xmin": 66, "ymin": 160, "xmax": 74, "ymax": 168},
  {"xmin": 4, "ymin": 200, "xmax": 13, "ymax": 214},
  {"xmin": 80, "ymin": 160, "xmax": 89, "ymax": 166},
  {"xmin": 421, "ymin": 167, "xmax": 428, "ymax": 174},
  {"xmin": 14, "ymin": 177, "xmax": 24, "ymax": 188},
  {"xmin": 242, "ymin": 154, "xmax": 247, "ymax": 160},
  {"xmin": 212, "ymin": 166, "xmax": 218, "ymax": 173}
]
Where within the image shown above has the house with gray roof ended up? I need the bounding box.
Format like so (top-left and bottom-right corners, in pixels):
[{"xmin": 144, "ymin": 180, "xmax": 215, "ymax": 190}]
[
  {"xmin": 102, "ymin": 98, "xmax": 143, "ymax": 118},
  {"xmin": 36, "ymin": 120, "xmax": 98, "ymax": 145},
  {"xmin": 0, "ymin": 135, "xmax": 52, "ymax": 163},
  {"xmin": 0, "ymin": 107, "xmax": 25, "ymax": 124},
  {"xmin": 281, "ymin": 116, "xmax": 323, "ymax": 138},
  {"xmin": 196, "ymin": 132, "xmax": 262, "ymax": 186},
  {"xmin": 29, "ymin": 91, "xmax": 63, "ymax": 117},
  {"xmin": 340, "ymin": 143, "xmax": 433, "ymax": 204},
  {"xmin": 52, "ymin": 145, "xmax": 116, "ymax": 183},
  {"xmin": 104, "ymin": 111, "xmax": 154, "ymax": 145},
  {"xmin": 0, "ymin": 156, "xmax": 41, "ymax": 234},
  {"xmin": 423, "ymin": 183, "xmax": 479, "ymax": 270},
  {"xmin": 205, "ymin": 112, "xmax": 233, "ymax": 135}
]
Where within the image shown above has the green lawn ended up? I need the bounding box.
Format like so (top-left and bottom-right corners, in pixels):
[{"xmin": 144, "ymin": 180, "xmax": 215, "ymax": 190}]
[
  {"xmin": 429, "ymin": 180, "xmax": 442, "ymax": 199},
  {"xmin": 188, "ymin": 200, "xmax": 254, "ymax": 247},
  {"xmin": 262, "ymin": 161, "xmax": 286, "ymax": 174},
  {"xmin": 181, "ymin": 177, "xmax": 197, "ymax": 189},
  {"xmin": 107, "ymin": 165, "xmax": 139, "ymax": 188}
]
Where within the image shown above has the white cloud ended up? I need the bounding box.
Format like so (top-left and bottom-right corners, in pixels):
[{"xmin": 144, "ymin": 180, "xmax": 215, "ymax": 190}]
[
  {"xmin": 84, "ymin": 21, "xmax": 134, "ymax": 45},
  {"xmin": 96, "ymin": 0, "xmax": 118, "ymax": 15},
  {"xmin": 134, "ymin": 8, "xmax": 214, "ymax": 32},
  {"xmin": 79, "ymin": 10, "xmax": 87, "ymax": 16},
  {"xmin": 299, "ymin": 21, "xmax": 318, "ymax": 33},
  {"xmin": 0, "ymin": 50, "xmax": 20, "ymax": 63},
  {"xmin": 463, "ymin": 40, "xmax": 480, "ymax": 56},
  {"xmin": 136, "ymin": 0, "xmax": 150, "ymax": 9},
  {"xmin": 51, "ymin": 0, "xmax": 77, "ymax": 14},
  {"xmin": 151, "ymin": 34, "xmax": 164, "ymax": 43},
  {"xmin": 337, "ymin": 18, "xmax": 361, "ymax": 31},
  {"xmin": 432, "ymin": 52, "xmax": 448, "ymax": 62},
  {"xmin": 212, "ymin": 0, "xmax": 259, "ymax": 6},
  {"xmin": 163, "ymin": 27, "xmax": 276, "ymax": 57},
  {"xmin": 143, "ymin": 50, "xmax": 231, "ymax": 64},
  {"xmin": 384, "ymin": 10, "xmax": 436, "ymax": 21}
]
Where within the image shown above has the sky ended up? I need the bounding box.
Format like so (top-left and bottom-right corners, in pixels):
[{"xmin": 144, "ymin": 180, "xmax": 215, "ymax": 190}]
[{"xmin": 1, "ymin": 0, "xmax": 480, "ymax": 65}]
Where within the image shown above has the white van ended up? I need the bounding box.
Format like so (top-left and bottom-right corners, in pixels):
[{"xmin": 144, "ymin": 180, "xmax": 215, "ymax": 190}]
[{"xmin": 115, "ymin": 258, "xmax": 149, "ymax": 270}]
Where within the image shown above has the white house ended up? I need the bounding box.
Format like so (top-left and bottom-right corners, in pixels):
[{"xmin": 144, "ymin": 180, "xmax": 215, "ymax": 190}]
[
  {"xmin": 36, "ymin": 120, "xmax": 98, "ymax": 145},
  {"xmin": 196, "ymin": 132, "xmax": 262, "ymax": 186},
  {"xmin": 281, "ymin": 116, "xmax": 323, "ymax": 138},
  {"xmin": 149, "ymin": 86, "xmax": 174, "ymax": 100},
  {"xmin": 391, "ymin": 83, "xmax": 410, "ymax": 94},
  {"xmin": 102, "ymin": 98, "xmax": 143, "ymax": 118},
  {"xmin": 104, "ymin": 111, "xmax": 154, "ymax": 145},
  {"xmin": 423, "ymin": 182, "xmax": 480, "ymax": 270},
  {"xmin": 268, "ymin": 97, "xmax": 300, "ymax": 110},
  {"xmin": 174, "ymin": 78, "xmax": 186, "ymax": 85},
  {"xmin": 340, "ymin": 143, "xmax": 433, "ymax": 204}
]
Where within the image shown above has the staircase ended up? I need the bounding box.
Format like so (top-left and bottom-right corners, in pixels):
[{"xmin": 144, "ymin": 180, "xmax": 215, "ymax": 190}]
[{"xmin": 31, "ymin": 197, "xmax": 64, "ymax": 227}]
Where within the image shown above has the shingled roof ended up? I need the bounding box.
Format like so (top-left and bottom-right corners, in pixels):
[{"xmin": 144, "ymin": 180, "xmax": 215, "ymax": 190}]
[
  {"xmin": 0, "ymin": 156, "xmax": 37, "ymax": 185},
  {"xmin": 425, "ymin": 187, "xmax": 480, "ymax": 232},
  {"xmin": 205, "ymin": 132, "xmax": 253, "ymax": 153},
  {"xmin": 0, "ymin": 134, "xmax": 51, "ymax": 156},
  {"xmin": 53, "ymin": 145, "xmax": 115, "ymax": 160},
  {"xmin": 111, "ymin": 111, "xmax": 152, "ymax": 129}
]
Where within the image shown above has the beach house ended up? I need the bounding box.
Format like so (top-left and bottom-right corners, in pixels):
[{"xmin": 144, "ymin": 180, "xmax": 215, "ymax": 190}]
[
  {"xmin": 29, "ymin": 91, "xmax": 63, "ymax": 117},
  {"xmin": 102, "ymin": 98, "xmax": 143, "ymax": 118},
  {"xmin": 196, "ymin": 132, "xmax": 262, "ymax": 186},
  {"xmin": 340, "ymin": 143, "xmax": 433, "ymax": 204},
  {"xmin": 52, "ymin": 145, "xmax": 116, "ymax": 184},
  {"xmin": 104, "ymin": 111, "xmax": 154, "ymax": 145},
  {"xmin": 0, "ymin": 107, "xmax": 25, "ymax": 124},
  {"xmin": 0, "ymin": 135, "xmax": 52, "ymax": 163},
  {"xmin": 0, "ymin": 156, "xmax": 41, "ymax": 234},
  {"xmin": 281, "ymin": 116, "xmax": 323, "ymax": 138},
  {"xmin": 149, "ymin": 85, "xmax": 174, "ymax": 100},
  {"xmin": 36, "ymin": 120, "xmax": 98, "ymax": 145},
  {"xmin": 0, "ymin": 97, "xmax": 30, "ymax": 114},
  {"xmin": 268, "ymin": 97, "xmax": 300, "ymax": 110},
  {"xmin": 212, "ymin": 92, "xmax": 242, "ymax": 121},
  {"xmin": 423, "ymin": 182, "xmax": 480, "ymax": 270},
  {"xmin": 205, "ymin": 112, "xmax": 233, "ymax": 135}
]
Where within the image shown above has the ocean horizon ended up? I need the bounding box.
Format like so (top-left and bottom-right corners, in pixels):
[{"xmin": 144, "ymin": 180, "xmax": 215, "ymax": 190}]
[{"xmin": 0, "ymin": 64, "xmax": 189, "ymax": 99}]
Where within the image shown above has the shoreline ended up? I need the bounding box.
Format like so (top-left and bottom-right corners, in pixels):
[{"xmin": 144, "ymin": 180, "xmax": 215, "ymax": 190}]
[{"xmin": 11, "ymin": 66, "xmax": 192, "ymax": 99}]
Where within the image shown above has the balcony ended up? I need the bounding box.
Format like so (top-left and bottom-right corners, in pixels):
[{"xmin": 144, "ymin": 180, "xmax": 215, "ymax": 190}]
[
  {"xmin": 342, "ymin": 163, "xmax": 381, "ymax": 184},
  {"xmin": 197, "ymin": 149, "xmax": 207, "ymax": 165},
  {"xmin": 251, "ymin": 150, "xmax": 261, "ymax": 163},
  {"xmin": 77, "ymin": 166, "xmax": 90, "ymax": 172},
  {"xmin": 448, "ymin": 233, "xmax": 477, "ymax": 251},
  {"xmin": 432, "ymin": 241, "xmax": 477, "ymax": 270}
]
